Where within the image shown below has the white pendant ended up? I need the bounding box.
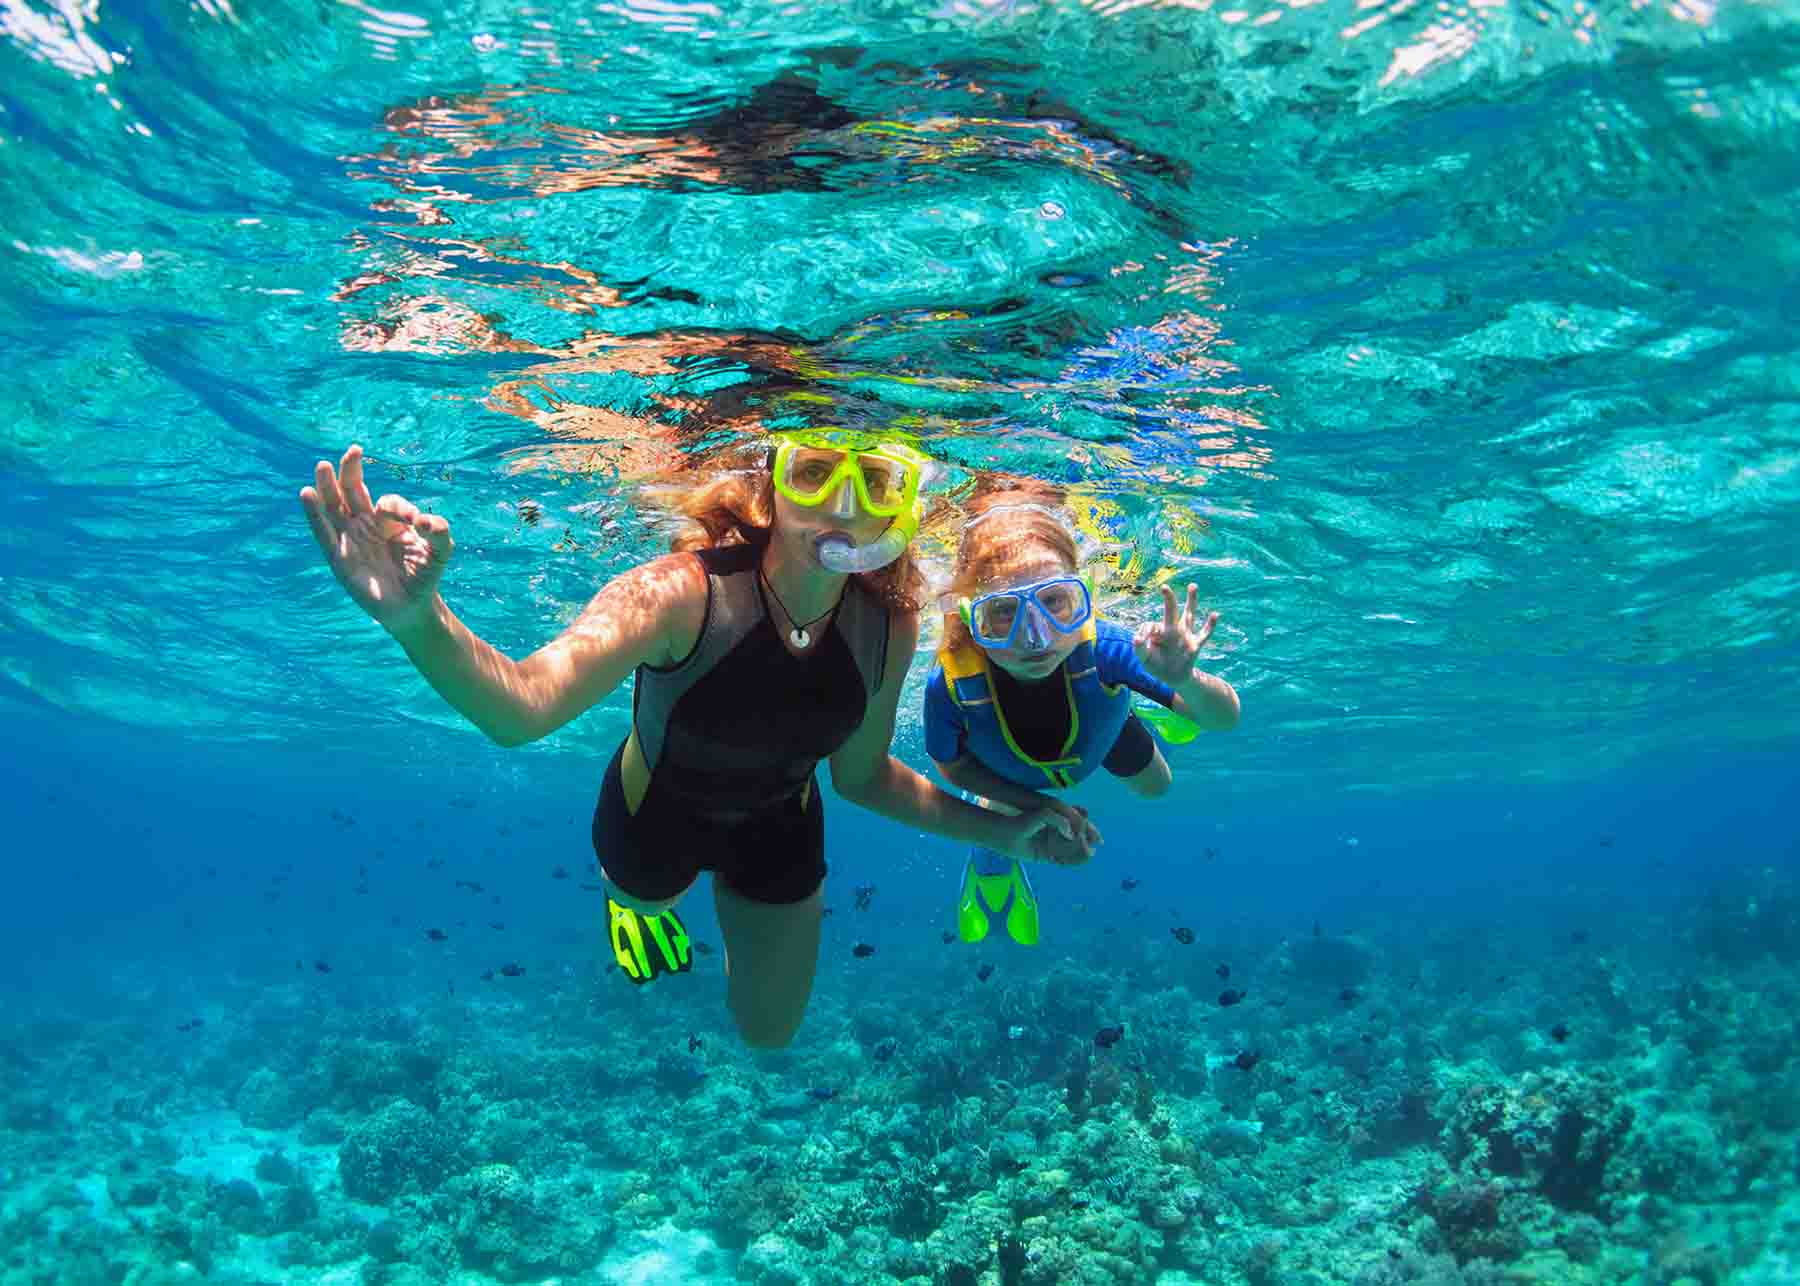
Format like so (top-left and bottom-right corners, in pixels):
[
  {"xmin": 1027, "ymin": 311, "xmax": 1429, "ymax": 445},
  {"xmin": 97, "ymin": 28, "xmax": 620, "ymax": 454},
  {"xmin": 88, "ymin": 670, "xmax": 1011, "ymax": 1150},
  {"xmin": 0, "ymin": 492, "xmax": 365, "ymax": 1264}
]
[{"xmin": 790, "ymin": 627, "xmax": 811, "ymax": 648}]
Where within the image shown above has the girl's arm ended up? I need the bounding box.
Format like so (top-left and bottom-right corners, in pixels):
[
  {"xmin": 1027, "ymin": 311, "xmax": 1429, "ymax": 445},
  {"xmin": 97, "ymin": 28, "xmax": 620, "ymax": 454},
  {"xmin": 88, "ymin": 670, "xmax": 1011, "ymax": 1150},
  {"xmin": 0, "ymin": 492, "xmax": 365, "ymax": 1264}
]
[
  {"xmin": 1166, "ymin": 668, "xmax": 1240, "ymax": 732},
  {"xmin": 935, "ymin": 753, "xmax": 1056, "ymax": 815},
  {"xmin": 829, "ymin": 610, "xmax": 1090, "ymax": 862}
]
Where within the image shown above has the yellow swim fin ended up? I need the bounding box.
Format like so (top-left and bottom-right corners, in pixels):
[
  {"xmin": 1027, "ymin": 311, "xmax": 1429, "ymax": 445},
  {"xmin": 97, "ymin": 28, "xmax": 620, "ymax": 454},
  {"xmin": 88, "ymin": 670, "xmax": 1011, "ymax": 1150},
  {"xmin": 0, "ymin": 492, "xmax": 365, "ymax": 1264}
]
[{"xmin": 608, "ymin": 896, "xmax": 692, "ymax": 984}]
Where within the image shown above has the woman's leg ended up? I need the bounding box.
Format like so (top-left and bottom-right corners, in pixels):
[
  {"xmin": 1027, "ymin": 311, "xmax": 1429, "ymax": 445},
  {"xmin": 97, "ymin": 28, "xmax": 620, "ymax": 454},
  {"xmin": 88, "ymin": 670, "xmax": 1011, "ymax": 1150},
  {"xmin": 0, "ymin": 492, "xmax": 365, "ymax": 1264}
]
[{"xmin": 712, "ymin": 878, "xmax": 824, "ymax": 1049}]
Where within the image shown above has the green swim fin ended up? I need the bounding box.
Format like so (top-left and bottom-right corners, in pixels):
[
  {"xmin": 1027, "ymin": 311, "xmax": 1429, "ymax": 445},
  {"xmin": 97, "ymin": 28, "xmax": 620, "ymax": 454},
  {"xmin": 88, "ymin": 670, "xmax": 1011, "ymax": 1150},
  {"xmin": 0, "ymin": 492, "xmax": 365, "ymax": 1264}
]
[
  {"xmin": 1137, "ymin": 703, "xmax": 1201, "ymax": 745},
  {"xmin": 1003, "ymin": 858, "xmax": 1040, "ymax": 947},
  {"xmin": 608, "ymin": 896, "xmax": 692, "ymax": 984},
  {"xmin": 956, "ymin": 851, "xmax": 1040, "ymax": 946}
]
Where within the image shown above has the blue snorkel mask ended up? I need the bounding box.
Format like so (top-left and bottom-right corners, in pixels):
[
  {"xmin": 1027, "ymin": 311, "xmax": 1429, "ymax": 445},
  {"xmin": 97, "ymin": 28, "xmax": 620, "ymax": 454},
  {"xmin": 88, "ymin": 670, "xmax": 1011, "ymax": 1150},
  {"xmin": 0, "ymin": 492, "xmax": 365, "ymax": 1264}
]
[{"xmin": 958, "ymin": 573, "xmax": 1096, "ymax": 651}]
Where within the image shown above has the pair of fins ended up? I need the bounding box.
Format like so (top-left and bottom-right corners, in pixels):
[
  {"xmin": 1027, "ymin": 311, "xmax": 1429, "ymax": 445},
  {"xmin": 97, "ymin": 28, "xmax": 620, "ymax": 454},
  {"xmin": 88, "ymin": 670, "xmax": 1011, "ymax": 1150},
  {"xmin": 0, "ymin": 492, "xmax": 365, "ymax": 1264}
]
[
  {"xmin": 608, "ymin": 849, "xmax": 1039, "ymax": 982},
  {"xmin": 957, "ymin": 849, "xmax": 1040, "ymax": 946}
]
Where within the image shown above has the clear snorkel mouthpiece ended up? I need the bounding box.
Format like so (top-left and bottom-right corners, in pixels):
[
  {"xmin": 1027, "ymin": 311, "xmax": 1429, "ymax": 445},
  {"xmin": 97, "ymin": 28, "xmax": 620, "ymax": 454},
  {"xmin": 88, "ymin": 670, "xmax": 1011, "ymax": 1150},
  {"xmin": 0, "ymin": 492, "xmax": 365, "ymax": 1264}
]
[{"xmin": 816, "ymin": 522, "xmax": 912, "ymax": 574}]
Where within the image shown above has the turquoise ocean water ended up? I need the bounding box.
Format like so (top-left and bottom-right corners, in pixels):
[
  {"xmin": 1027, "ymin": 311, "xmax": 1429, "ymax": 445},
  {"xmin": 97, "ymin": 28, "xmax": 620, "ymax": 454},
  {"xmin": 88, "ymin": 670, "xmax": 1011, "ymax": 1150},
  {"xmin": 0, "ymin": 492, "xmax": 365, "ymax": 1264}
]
[{"xmin": 2, "ymin": 0, "xmax": 1798, "ymax": 1282}]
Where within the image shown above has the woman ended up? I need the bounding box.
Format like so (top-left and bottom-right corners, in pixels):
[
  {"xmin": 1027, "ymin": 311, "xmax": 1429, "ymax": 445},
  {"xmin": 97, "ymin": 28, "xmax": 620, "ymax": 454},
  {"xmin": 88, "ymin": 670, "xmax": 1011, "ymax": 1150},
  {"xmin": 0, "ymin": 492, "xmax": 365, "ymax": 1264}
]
[
  {"xmin": 298, "ymin": 434, "xmax": 1086, "ymax": 1048},
  {"xmin": 924, "ymin": 486, "xmax": 1241, "ymax": 946}
]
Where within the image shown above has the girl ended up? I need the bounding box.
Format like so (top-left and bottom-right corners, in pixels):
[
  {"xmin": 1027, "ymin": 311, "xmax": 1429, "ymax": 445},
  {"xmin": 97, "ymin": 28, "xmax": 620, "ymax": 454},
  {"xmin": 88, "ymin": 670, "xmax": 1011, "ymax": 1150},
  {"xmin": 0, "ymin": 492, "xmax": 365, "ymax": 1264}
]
[
  {"xmin": 923, "ymin": 488, "xmax": 1241, "ymax": 945},
  {"xmin": 299, "ymin": 435, "xmax": 1088, "ymax": 1047}
]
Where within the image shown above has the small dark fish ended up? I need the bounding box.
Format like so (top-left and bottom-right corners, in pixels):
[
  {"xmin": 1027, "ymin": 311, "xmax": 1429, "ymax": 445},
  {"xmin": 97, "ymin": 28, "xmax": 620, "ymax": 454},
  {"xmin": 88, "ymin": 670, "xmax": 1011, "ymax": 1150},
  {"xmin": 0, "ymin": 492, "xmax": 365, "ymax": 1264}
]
[
  {"xmin": 353, "ymin": 883, "xmax": 369, "ymax": 895},
  {"xmin": 1216, "ymin": 963, "xmax": 1231, "ymax": 980},
  {"xmin": 1120, "ymin": 878, "xmax": 1140, "ymax": 892},
  {"xmin": 176, "ymin": 1018, "xmax": 205, "ymax": 1033},
  {"xmin": 977, "ymin": 963, "xmax": 994, "ymax": 982},
  {"xmin": 294, "ymin": 960, "xmax": 302, "ymax": 971},
  {"xmin": 517, "ymin": 498, "xmax": 543, "ymax": 526},
  {"xmin": 1597, "ymin": 834, "xmax": 1614, "ymax": 848},
  {"xmin": 425, "ymin": 928, "xmax": 448, "ymax": 942},
  {"xmin": 941, "ymin": 930, "xmax": 957, "ymax": 945},
  {"xmin": 807, "ymin": 1087, "xmax": 838, "ymax": 1101},
  {"xmin": 693, "ymin": 941, "xmax": 716, "ymax": 956},
  {"xmin": 550, "ymin": 865, "xmax": 570, "ymax": 880},
  {"xmin": 447, "ymin": 980, "xmax": 455, "ymax": 996},
  {"xmin": 1309, "ymin": 1087, "xmax": 1326, "ymax": 1097},
  {"xmin": 1550, "ymin": 1022, "xmax": 1571, "ymax": 1043},
  {"xmin": 1204, "ymin": 846, "xmax": 1218, "ymax": 861},
  {"xmin": 314, "ymin": 960, "xmax": 332, "ymax": 974},
  {"xmin": 480, "ymin": 970, "xmax": 494, "ymax": 981},
  {"xmin": 1233, "ymin": 1049, "xmax": 1261, "ymax": 1072},
  {"xmin": 1094, "ymin": 1023, "xmax": 1126, "ymax": 1049},
  {"xmin": 1340, "ymin": 988, "xmax": 1359, "ymax": 1008},
  {"xmin": 1313, "ymin": 920, "xmax": 1322, "ymax": 938},
  {"xmin": 822, "ymin": 907, "xmax": 834, "ymax": 917},
  {"xmin": 853, "ymin": 884, "xmax": 876, "ymax": 911},
  {"xmin": 489, "ymin": 921, "xmax": 505, "ymax": 931},
  {"xmin": 426, "ymin": 857, "xmax": 445, "ymax": 870},
  {"xmin": 1170, "ymin": 927, "xmax": 1195, "ymax": 945},
  {"xmin": 1218, "ymin": 988, "xmax": 1247, "ymax": 1007},
  {"xmin": 871, "ymin": 1037, "xmax": 898, "ymax": 1063},
  {"xmin": 1570, "ymin": 929, "xmax": 1590, "ymax": 945},
  {"xmin": 498, "ymin": 962, "xmax": 525, "ymax": 978},
  {"xmin": 852, "ymin": 943, "xmax": 876, "ymax": 959},
  {"xmin": 455, "ymin": 880, "xmax": 484, "ymax": 893},
  {"xmin": 1360, "ymin": 1033, "xmax": 1375, "ymax": 1045},
  {"xmin": 687, "ymin": 1034, "xmax": 703, "ymax": 1054}
]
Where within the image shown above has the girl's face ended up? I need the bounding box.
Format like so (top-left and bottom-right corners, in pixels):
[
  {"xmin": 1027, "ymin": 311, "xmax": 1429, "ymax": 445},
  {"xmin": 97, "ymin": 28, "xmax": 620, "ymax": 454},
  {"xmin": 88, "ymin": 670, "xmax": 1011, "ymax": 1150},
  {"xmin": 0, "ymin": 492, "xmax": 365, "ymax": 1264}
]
[{"xmin": 973, "ymin": 548, "xmax": 1085, "ymax": 682}]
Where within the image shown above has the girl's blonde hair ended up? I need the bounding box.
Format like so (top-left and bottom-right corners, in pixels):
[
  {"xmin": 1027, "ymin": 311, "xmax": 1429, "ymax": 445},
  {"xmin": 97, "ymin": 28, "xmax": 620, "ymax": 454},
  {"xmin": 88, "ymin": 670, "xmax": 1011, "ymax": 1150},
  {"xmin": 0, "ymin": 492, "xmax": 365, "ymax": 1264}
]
[
  {"xmin": 941, "ymin": 480, "xmax": 1079, "ymax": 654},
  {"xmin": 645, "ymin": 454, "xmax": 926, "ymax": 614}
]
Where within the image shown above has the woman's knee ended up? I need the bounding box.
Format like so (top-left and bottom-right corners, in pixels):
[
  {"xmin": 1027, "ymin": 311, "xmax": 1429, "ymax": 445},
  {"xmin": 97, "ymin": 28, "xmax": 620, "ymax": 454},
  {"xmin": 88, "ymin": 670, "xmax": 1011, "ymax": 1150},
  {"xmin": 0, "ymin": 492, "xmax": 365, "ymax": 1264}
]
[{"xmin": 730, "ymin": 1002, "xmax": 806, "ymax": 1049}]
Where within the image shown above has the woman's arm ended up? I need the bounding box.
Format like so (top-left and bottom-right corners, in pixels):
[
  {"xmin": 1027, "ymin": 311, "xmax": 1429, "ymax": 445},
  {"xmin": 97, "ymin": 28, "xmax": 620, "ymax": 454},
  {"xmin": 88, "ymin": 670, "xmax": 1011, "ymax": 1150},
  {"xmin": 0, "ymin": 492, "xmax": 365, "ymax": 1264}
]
[
  {"xmin": 830, "ymin": 611, "xmax": 1089, "ymax": 861},
  {"xmin": 389, "ymin": 553, "xmax": 706, "ymax": 747}
]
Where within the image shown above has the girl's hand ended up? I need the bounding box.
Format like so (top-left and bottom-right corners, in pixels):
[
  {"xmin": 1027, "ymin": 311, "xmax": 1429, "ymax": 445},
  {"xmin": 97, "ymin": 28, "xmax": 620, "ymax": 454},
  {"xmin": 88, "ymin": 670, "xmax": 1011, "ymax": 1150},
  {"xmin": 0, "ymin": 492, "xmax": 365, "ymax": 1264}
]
[
  {"xmin": 299, "ymin": 443, "xmax": 454, "ymax": 635},
  {"xmin": 1133, "ymin": 583, "xmax": 1217, "ymax": 688}
]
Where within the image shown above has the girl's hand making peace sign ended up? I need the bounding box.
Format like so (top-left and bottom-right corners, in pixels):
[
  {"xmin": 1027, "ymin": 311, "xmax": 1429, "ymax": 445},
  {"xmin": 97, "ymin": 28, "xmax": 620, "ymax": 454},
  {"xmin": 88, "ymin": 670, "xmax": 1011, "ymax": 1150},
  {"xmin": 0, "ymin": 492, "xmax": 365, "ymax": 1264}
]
[{"xmin": 1133, "ymin": 583, "xmax": 1218, "ymax": 688}]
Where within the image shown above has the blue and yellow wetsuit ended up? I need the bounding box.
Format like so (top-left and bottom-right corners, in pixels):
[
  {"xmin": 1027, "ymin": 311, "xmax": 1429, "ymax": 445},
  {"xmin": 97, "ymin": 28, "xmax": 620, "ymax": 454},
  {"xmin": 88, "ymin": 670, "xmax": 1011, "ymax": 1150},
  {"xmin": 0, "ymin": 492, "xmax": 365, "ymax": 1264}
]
[{"xmin": 923, "ymin": 619, "xmax": 1179, "ymax": 944}]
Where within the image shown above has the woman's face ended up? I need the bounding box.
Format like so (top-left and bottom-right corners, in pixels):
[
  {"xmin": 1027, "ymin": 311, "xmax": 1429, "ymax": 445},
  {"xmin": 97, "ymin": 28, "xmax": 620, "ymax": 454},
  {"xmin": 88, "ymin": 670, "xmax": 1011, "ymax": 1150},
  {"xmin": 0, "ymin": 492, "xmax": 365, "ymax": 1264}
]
[
  {"xmin": 973, "ymin": 548, "xmax": 1085, "ymax": 681},
  {"xmin": 770, "ymin": 476, "xmax": 895, "ymax": 571}
]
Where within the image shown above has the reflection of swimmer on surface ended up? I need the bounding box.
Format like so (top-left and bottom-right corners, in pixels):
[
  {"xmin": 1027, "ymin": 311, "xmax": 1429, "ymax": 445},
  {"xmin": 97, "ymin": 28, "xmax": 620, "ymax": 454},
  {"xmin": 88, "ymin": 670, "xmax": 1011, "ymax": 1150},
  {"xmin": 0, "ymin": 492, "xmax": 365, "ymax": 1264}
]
[
  {"xmin": 368, "ymin": 71, "xmax": 1179, "ymax": 201},
  {"xmin": 924, "ymin": 483, "xmax": 1240, "ymax": 947},
  {"xmin": 298, "ymin": 432, "xmax": 1090, "ymax": 1048}
]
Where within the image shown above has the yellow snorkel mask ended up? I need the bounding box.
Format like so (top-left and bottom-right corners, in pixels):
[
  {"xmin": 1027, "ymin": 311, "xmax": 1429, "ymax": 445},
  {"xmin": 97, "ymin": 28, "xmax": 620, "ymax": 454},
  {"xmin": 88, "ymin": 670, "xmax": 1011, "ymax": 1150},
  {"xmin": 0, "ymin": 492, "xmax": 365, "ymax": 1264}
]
[{"xmin": 770, "ymin": 429, "xmax": 929, "ymax": 573}]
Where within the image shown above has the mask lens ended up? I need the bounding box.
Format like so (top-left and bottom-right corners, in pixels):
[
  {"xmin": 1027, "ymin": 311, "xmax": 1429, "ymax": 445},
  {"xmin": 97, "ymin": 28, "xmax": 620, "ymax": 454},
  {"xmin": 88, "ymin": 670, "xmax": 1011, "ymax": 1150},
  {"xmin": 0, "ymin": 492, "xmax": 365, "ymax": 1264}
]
[
  {"xmin": 975, "ymin": 595, "xmax": 1020, "ymax": 642},
  {"xmin": 783, "ymin": 448, "xmax": 847, "ymax": 501},
  {"xmin": 857, "ymin": 457, "xmax": 909, "ymax": 513},
  {"xmin": 1036, "ymin": 580, "xmax": 1086, "ymax": 627}
]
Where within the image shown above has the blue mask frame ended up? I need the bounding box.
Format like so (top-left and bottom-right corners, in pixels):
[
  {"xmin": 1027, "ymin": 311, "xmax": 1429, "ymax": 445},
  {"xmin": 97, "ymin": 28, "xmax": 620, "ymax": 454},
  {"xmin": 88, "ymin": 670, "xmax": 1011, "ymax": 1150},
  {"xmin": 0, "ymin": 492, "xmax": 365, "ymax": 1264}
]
[{"xmin": 959, "ymin": 575, "xmax": 1094, "ymax": 650}]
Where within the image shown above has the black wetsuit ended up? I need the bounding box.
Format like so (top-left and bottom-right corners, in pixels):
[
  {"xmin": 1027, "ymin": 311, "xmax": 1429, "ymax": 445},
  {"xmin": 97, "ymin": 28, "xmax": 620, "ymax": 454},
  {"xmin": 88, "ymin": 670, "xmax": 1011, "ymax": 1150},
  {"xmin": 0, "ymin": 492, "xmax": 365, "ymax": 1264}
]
[{"xmin": 592, "ymin": 538, "xmax": 888, "ymax": 905}]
